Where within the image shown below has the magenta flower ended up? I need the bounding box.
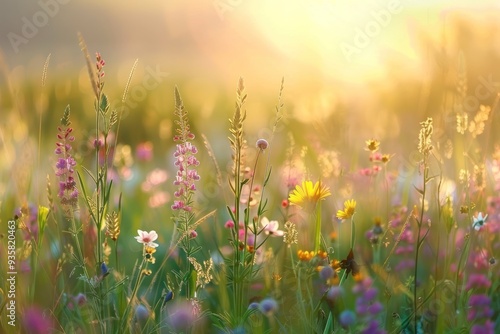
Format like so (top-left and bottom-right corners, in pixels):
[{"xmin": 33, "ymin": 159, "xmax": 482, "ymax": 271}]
[
  {"xmin": 136, "ymin": 141, "xmax": 153, "ymax": 162},
  {"xmin": 22, "ymin": 306, "xmax": 53, "ymax": 334},
  {"xmin": 466, "ymin": 273, "xmax": 491, "ymax": 290},
  {"xmin": 224, "ymin": 220, "xmax": 235, "ymax": 229},
  {"xmin": 135, "ymin": 230, "xmax": 159, "ymax": 248}
]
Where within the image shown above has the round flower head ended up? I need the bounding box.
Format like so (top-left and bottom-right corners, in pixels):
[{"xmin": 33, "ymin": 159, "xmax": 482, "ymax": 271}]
[
  {"xmin": 259, "ymin": 298, "xmax": 278, "ymax": 316},
  {"xmin": 135, "ymin": 230, "xmax": 159, "ymax": 248},
  {"xmin": 134, "ymin": 305, "xmax": 149, "ymax": 325},
  {"xmin": 256, "ymin": 138, "xmax": 269, "ymax": 150},
  {"xmin": 319, "ymin": 266, "xmax": 335, "ymax": 280},
  {"xmin": 339, "ymin": 310, "xmax": 356, "ymax": 327}
]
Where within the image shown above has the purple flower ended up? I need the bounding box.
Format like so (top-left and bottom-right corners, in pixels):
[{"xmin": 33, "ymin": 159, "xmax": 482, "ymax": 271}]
[
  {"xmin": 248, "ymin": 302, "xmax": 259, "ymax": 310},
  {"xmin": 15, "ymin": 204, "xmax": 38, "ymax": 241},
  {"xmin": 471, "ymin": 320, "xmax": 495, "ymax": 334},
  {"xmin": 319, "ymin": 266, "xmax": 335, "ymax": 280},
  {"xmin": 259, "ymin": 298, "xmax": 278, "ymax": 316},
  {"xmin": 73, "ymin": 293, "xmax": 87, "ymax": 307},
  {"xmin": 165, "ymin": 301, "xmax": 196, "ymax": 332},
  {"xmin": 55, "ymin": 106, "xmax": 78, "ymax": 213},
  {"xmin": 326, "ymin": 286, "xmax": 343, "ymax": 302},
  {"xmin": 352, "ymin": 277, "xmax": 386, "ymax": 333},
  {"xmin": 134, "ymin": 305, "xmax": 149, "ymax": 325},
  {"xmin": 339, "ymin": 310, "xmax": 356, "ymax": 327},
  {"xmin": 469, "ymin": 294, "xmax": 491, "ymax": 307},
  {"xmin": 466, "ymin": 273, "xmax": 491, "ymax": 290},
  {"xmin": 171, "ymin": 88, "xmax": 201, "ymax": 214}
]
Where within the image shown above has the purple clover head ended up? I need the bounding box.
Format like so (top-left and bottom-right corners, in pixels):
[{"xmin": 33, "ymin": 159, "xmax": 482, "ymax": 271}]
[{"xmin": 259, "ymin": 298, "xmax": 278, "ymax": 316}]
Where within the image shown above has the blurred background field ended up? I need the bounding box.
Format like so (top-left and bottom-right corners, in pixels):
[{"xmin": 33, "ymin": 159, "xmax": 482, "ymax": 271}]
[
  {"xmin": 1, "ymin": 0, "xmax": 500, "ymax": 332},
  {"xmin": 2, "ymin": 0, "xmax": 500, "ymax": 222}
]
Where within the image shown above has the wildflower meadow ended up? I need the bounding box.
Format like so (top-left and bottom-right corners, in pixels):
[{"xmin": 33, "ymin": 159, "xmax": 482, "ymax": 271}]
[{"xmin": 1, "ymin": 2, "xmax": 500, "ymax": 334}]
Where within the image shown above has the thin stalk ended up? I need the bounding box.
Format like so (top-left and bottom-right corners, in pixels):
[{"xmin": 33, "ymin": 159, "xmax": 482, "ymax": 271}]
[
  {"xmin": 95, "ymin": 91, "xmax": 101, "ymax": 265},
  {"xmin": 414, "ymin": 164, "xmax": 428, "ymax": 333},
  {"xmin": 30, "ymin": 243, "xmax": 39, "ymax": 302},
  {"xmin": 314, "ymin": 202, "xmax": 322, "ymax": 253},
  {"xmin": 119, "ymin": 259, "xmax": 147, "ymax": 333}
]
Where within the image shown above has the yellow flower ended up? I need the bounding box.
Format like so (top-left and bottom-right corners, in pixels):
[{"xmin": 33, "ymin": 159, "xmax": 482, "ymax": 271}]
[
  {"xmin": 365, "ymin": 139, "xmax": 380, "ymax": 152},
  {"xmin": 288, "ymin": 180, "xmax": 331, "ymax": 211},
  {"xmin": 336, "ymin": 199, "xmax": 356, "ymax": 220}
]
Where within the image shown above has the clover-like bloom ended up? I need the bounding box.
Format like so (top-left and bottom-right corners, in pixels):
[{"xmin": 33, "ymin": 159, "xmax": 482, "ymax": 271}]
[
  {"xmin": 337, "ymin": 199, "xmax": 357, "ymax": 220},
  {"xmin": 472, "ymin": 212, "xmax": 488, "ymax": 231},
  {"xmin": 260, "ymin": 217, "xmax": 284, "ymax": 237},
  {"xmin": 288, "ymin": 180, "xmax": 331, "ymax": 211},
  {"xmin": 135, "ymin": 230, "xmax": 159, "ymax": 248}
]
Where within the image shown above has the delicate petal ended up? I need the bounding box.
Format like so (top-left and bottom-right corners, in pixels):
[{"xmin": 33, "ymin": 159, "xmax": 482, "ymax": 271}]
[
  {"xmin": 337, "ymin": 199, "xmax": 357, "ymax": 220},
  {"xmin": 288, "ymin": 180, "xmax": 331, "ymax": 211},
  {"xmin": 135, "ymin": 230, "xmax": 159, "ymax": 248}
]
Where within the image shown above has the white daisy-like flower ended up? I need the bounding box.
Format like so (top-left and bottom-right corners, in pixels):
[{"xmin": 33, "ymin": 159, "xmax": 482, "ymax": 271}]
[
  {"xmin": 135, "ymin": 230, "xmax": 159, "ymax": 248},
  {"xmin": 472, "ymin": 212, "xmax": 488, "ymax": 231},
  {"xmin": 260, "ymin": 217, "xmax": 284, "ymax": 237}
]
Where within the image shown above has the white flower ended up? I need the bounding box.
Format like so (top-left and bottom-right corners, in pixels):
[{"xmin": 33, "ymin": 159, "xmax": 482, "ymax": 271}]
[
  {"xmin": 135, "ymin": 230, "xmax": 159, "ymax": 248},
  {"xmin": 260, "ymin": 217, "xmax": 284, "ymax": 237},
  {"xmin": 472, "ymin": 212, "xmax": 488, "ymax": 231}
]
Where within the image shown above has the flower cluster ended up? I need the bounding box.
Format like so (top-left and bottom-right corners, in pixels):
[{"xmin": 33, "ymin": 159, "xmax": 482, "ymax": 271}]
[
  {"xmin": 359, "ymin": 139, "xmax": 393, "ymax": 176},
  {"xmin": 352, "ymin": 277, "xmax": 386, "ymax": 334},
  {"xmin": 172, "ymin": 141, "xmax": 200, "ymax": 211},
  {"xmin": 55, "ymin": 105, "xmax": 78, "ymax": 213},
  {"xmin": 297, "ymin": 250, "xmax": 328, "ymax": 262},
  {"xmin": 466, "ymin": 272, "xmax": 494, "ymax": 333},
  {"xmin": 248, "ymin": 297, "xmax": 279, "ymax": 316},
  {"xmin": 283, "ymin": 221, "xmax": 298, "ymax": 246},
  {"xmin": 95, "ymin": 52, "xmax": 105, "ymax": 94},
  {"xmin": 171, "ymin": 87, "xmax": 200, "ymax": 212},
  {"xmin": 418, "ymin": 117, "xmax": 433, "ymax": 156}
]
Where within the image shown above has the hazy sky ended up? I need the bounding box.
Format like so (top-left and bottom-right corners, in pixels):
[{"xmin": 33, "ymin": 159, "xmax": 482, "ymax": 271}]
[{"xmin": 1, "ymin": 0, "xmax": 499, "ymax": 114}]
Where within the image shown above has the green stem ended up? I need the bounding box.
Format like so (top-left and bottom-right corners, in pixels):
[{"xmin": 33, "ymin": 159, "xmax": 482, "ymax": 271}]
[
  {"xmin": 314, "ymin": 202, "xmax": 322, "ymax": 253},
  {"xmin": 30, "ymin": 243, "xmax": 38, "ymax": 302},
  {"xmin": 119, "ymin": 259, "xmax": 147, "ymax": 333},
  {"xmin": 414, "ymin": 164, "xmax": 427, "ymax": 333},
  {"xmin": 350, "ymin": 215, "xmax": 356, "ymax": 250}
]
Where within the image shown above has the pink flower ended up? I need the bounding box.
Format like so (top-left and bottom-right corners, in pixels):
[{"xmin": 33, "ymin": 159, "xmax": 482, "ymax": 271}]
[
  {"xmin": 260, "ymin": 217, "xmax": 284, "ymax": 237},
  {"xmin": 135, "ymin": 230, "xmax": 159, "ymax": 248}
]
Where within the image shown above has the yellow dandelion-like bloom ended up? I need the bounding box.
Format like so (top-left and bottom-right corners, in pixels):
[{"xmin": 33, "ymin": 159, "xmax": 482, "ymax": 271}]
[
  {"xmin": 381, "ymin": 154, "xmax": 394, "ymax": 164},
  {"xmin": 288, "ymin": 180, "xmax": 331, "ymax": 211},
  {"xmin": 336, "ymin": 199, "xmax": 356, "ymax": 220},
  {"xmin": 365, "ymin": 139, "xmax": 380, "ymax": 152}
]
